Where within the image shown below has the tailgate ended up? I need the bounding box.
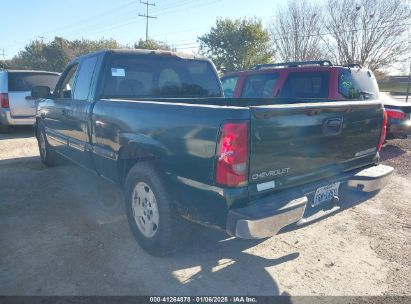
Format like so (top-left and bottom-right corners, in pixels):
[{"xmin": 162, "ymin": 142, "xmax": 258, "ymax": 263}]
[
  {"xmin": 249, "ymin": 100, "xmax": 383, "ymax": 189},
  {"xmin": 8, "ymin": 91, "xmax": 37, "ymax": 117}
]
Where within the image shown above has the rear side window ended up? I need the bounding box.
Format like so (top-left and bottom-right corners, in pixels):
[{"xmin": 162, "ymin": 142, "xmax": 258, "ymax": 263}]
[
  {"xmin": 221, "ymin": 76, "xmax": 239, "ymax": 97},
  {"xmin": 241, "ymin": 73, "xmax": 279, "ymax": 98},
  {"xmin": 279, "ymin": 72, "xmax": 330, "ymax": 98},
  {"xmin": 8, "ymin": 72, "xmax": 59, "ymax": 92},
  {"xmin": 339, "ymin": 69, "xmax": 379, "ymax": 100},
  {"xmin": 102, "ymin": 55, "xmax": 221, "ymax": 98},
  {"xmin": 73, "ymin": 56, "xmax": 98, "ymax": 100}
]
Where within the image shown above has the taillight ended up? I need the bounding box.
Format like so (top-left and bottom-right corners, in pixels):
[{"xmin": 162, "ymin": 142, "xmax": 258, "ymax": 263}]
[
  {"xmin": 386, "ymin": 109, "xmax": 405, "ymax": 120},
  {"xmin": 215, "ymin": 121, "xmax": 248, "ymax": 187},
  {"xmin": 0, "ymin": 93, "xmax": 9, "ymax": 108},
  {"xmin": 377, "ymin": 109, "xmax": 388, "ymax": 152}
]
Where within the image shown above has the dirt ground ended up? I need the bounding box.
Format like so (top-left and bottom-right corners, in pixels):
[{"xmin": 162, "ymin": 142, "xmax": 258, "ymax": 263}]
[{"xmin": 0, "ymin": 126, "xmax": 410, "ymax": 296}]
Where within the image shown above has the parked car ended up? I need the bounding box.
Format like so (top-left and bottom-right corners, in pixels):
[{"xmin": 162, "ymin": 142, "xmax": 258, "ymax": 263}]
[
  {"xmin": 221, "ymin": 60, "xmax": 411, "ymax": 139},
  {"xmin": 379, "ymin": 92, "xmax": 411, "ymax": 139},
  {"xmin": 0, "ymin": 69, "xmax": 60, "ymax": 133},
  {"xmin": 33, "ymin": 50, "xmax": 392, "ymax": 256}
]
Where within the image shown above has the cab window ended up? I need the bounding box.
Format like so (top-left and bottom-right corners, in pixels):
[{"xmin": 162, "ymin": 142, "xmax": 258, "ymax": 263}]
[
  {"xmin": 102, "ymin": 55, "xmax": 221, "ymax": 98},
  {"xmin": 73, "ymin": 56, "xmax": 98, "ymax": 100}
]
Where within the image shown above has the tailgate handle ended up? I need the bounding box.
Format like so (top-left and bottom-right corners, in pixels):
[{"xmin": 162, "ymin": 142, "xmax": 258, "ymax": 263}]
[
  {"xmin": 62, "ymin": 108, "xmax": 69, "ymax": 116},
  {"xmin": 323, "ymin": 118, "xmax": 343, "ymax": 136}
]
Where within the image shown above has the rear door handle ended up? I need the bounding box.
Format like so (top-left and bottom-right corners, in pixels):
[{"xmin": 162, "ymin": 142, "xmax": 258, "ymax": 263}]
[{"xmin": 62, "ymin": 109, "xmax": 69, "ymax": 116}]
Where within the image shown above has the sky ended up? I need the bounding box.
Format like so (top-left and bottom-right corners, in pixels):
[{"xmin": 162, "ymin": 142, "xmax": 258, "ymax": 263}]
[{"xmin": 0, "ymin": 0, "xmax": 284, "ymax": 60}]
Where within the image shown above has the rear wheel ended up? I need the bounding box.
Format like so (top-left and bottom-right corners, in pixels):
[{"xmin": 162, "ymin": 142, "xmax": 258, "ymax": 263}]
[
  {"xmin": 125, "ymin": 162, "xmax": 189, "ymax": 256},
  {"xmin": 37, "ymin": 127, "xmax": 59, "ymax": 167}
]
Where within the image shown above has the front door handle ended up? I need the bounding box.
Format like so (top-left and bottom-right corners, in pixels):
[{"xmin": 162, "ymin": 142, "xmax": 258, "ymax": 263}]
[{"xmin": 62, "ymin": 109, "xmax": 69, "ymax": 116}]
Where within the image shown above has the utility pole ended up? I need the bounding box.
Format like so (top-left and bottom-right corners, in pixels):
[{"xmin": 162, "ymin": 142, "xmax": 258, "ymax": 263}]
[
  {"xmin": 138, "ymin": 1, "xmax": 156, "ymax": 41},
  {"xmin": 406, "ymin": 26, "xmax": 411, "ymax": 103},
  {"xmin": 406, "ymin": 60, "xmax": 410, "ymax": 103},
  {"xmin": 0, "ymin": 49, "xmax": 5, "ymax": 61}
]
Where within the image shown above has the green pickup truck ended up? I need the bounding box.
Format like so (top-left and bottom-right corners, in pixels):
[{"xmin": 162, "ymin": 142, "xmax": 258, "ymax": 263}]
[{"xmin": 33, "ymin": 49, "xmax": 393, "ymax": 256}]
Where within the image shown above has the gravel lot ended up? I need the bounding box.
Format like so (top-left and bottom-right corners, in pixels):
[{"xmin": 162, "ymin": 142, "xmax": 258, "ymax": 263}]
[{"xmin": 0, "ymin": 126, "xmax": 410, "ymax": 296}]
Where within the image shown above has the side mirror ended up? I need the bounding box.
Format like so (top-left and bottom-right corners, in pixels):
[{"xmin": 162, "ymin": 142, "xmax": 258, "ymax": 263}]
[{"xmin": 31, "ymin": 86, "xmax": 51, "ymax": 99}]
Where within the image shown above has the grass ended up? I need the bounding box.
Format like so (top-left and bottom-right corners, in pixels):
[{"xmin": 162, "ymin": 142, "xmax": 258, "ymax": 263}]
[{"xmin": 378, "ymin": 82, "xmax": 410, "ymax": 94}]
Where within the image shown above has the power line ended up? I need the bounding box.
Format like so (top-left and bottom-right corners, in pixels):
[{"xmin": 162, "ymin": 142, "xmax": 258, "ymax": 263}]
[
  {"xmin": 156, "ymin": 0, "xmax": 220, "ymax": 16},
  {"xmin": 169, "ymin": 22, "xmax": 411, "ymax": 52},
  {"xmin": 63, "ymin": 11, "xmax": 140, "ymax": 39},
  {"xmin": 2, "ymin": 1, "xmax": 137, "ymax": 50},
  {"xmin": 138, "ymin": 0, "xmax": 157, "ymax": 41},
  {"xmin": 270, "ymin": 22, "xmax": 411, "ymax": 42},
  {"xmin": 154, "ymin": 0, "xmax": 195, "ymax": 13},
  {"xmin": 151, "ymin": 26, "xmax": 209, "ymax": 39}
]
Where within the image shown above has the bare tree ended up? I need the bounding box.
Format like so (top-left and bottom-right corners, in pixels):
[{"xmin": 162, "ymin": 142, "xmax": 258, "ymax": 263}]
[
  {"xmin": 323, "ymin": 0, "xmax": 411, "ymax": 70},
  {"xmin": 269, "ymin": 0, "xmax": 325, "ymax": 62}
]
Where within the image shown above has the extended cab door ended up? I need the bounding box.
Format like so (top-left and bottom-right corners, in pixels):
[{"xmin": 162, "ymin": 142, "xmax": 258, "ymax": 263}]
[
  {"xmin": 44, "ymin": 64, "xmax": 79, "ymax": 156},
  {"xmin": 65, "ymin": 55, "xmax": 99, "ymax": 169}
]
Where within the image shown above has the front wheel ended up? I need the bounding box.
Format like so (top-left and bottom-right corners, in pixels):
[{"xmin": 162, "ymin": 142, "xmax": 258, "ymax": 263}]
[{"xmin": 125, "ymin": 162, "xmax": 189, "ymax": 256}]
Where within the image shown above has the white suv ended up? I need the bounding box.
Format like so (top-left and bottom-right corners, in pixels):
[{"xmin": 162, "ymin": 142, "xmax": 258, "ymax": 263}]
[{"xmin": 0, "ymin": 70, "xmax": 59, "ymax": 133}]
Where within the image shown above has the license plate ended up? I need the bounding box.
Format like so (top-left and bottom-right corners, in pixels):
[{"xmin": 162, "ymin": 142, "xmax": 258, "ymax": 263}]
[{"xmin": 313, "ymin": 182, "xmax": 340, "ymax": 207}]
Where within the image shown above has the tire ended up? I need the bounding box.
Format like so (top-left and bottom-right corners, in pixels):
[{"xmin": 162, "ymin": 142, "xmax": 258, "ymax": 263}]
[
  {"xmin": 0, "ymin": 124, "xmax": 9, "ymax": 133},
  {"xmin": 37, "ymin": 127, "xmax": 59, "ymax": 167},
  {"xmin": 124, "ymin": 162, "xmax": 189, "ymax": 256}
]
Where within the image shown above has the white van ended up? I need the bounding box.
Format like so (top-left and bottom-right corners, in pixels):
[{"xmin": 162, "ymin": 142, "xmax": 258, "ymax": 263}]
[{"xmin": 0, "ymin": 70, "xmax": 59, "ymax": 133}]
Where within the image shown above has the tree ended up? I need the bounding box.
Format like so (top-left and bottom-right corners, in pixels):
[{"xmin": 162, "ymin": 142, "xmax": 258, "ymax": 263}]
[
  {"xmin": 134, "ymin": 38, "xmax": 174, "ymax": 51},
  {"xmin": 198, "ymin": 18, "xmax": 274, "ymax": 72},
  {"xmin": 269, "ymin": 0, "xmax": 325, "ymax": 62},
  {"xmin": 323, "ymin": 0, "xmax": 411, "ymax": 70},
  {"xmin": 0, "ymin": 60, "xmax": 11, "ymax": 69},
  {"xmin": 8, "ymin": 37, "xmax": 123, "ymax": 72}
]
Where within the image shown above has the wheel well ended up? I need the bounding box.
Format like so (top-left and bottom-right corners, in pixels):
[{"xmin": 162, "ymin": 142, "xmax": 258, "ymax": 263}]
[
  {"xmin": 34, "ymin": 119, "xmax": 40, "ymax": 139},
  {"xmin": 117, "ymin": 145, "xmax": 156, "ymax": 185}
]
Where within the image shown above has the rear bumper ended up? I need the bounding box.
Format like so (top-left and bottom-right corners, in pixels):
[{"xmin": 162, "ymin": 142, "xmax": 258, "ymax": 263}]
[
  {"xmin": 226, "ymin": 164, "xmax": 393, "ymax": 239},
  {"xmin": 0, "ymin": 109, "xmax": 35, "ymax": 126}
]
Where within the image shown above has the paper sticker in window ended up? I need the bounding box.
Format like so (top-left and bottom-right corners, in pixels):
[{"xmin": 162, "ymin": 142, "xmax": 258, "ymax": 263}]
[{"xmin": 111, "ymin": 68, "xmax": 125, "ymax": 77}]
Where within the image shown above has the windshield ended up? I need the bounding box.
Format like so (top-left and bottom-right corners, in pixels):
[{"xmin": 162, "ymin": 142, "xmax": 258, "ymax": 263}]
[
  {"xmin": 102, "ymin": 54, "xmax": 222, "ymax": 99},
  {"xmin": 8, "ymin": 72, "xmax": 59, "ymax": 92}
]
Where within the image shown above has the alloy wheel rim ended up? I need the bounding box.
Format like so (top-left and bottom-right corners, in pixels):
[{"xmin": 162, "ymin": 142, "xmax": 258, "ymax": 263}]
[{"xmin": 131, "ymin": 182, "xmax": 159, "ymax": 238}]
